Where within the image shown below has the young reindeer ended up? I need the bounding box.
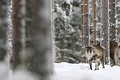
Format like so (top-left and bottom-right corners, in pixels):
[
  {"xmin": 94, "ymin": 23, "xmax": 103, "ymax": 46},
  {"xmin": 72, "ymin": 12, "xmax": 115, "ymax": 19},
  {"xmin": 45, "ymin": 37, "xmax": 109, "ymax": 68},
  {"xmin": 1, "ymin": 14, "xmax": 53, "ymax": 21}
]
[{"xmin": 85, "ymin": 44, "xmax": 105, "ymax": 70}]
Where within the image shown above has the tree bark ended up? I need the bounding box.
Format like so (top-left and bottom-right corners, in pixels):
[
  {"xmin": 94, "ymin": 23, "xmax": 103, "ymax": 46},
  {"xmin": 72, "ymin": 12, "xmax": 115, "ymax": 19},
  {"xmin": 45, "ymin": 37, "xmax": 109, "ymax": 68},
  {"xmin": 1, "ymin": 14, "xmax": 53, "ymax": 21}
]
[
  {"xmin": 109, "ymin": 0, "xmax": 116, "ymax": 41},
  {"xmin": 11, "ymin": 0, "xmax": 22, "ymax": 69},
  {"xmin": 101, "ymin": 0, "xmax": 110, "ymax": 64},
  {"xmin": 30, "ymin": 0, "xmax": 53, "ymax": 80},
  {"xmin": 93, "ymin": 0, "xmax": 97, "ymax": 45},
  {"xmin": 81, "ymin": 0, "xmax": 89, "ymax": 63},
  {"xmin": 84, "ymin": 0, "xmax": 89, "ymax": 47},
  {"xmin": 81, "ymin": 0, "xmax": 85, "ymax": 63}
]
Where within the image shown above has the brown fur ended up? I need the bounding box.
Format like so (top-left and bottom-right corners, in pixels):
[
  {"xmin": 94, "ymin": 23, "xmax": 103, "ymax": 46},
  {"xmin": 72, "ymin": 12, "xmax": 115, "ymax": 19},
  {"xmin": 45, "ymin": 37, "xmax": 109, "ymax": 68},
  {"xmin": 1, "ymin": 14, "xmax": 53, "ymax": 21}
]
[
  {"xmin": 110, "ymin": 41, "xmax": 120, "ymax": 66},
  {"xmin": 93, "ymin": 44, "xmax": 105, "ymax": 69},
  {"xmin": 86, "ymin": 41, "xmax": 120, "ymax": 69}
]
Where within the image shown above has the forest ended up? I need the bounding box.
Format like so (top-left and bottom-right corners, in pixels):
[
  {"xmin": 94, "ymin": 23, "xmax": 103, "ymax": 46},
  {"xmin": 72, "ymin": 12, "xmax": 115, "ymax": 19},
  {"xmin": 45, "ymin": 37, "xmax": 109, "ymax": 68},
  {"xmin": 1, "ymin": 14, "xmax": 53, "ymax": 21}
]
[{"xmin": 0, "ymin": 0, "xmax": 120, "ymax": 80}]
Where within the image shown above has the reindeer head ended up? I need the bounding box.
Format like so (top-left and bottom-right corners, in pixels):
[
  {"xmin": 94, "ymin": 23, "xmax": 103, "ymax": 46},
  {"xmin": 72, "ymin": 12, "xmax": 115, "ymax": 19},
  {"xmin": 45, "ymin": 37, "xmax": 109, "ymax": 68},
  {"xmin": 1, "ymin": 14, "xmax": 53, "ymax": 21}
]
[
  {"xmin": 85, "ymin": 46, "xmax": 94, "ymax": 60},
  {"xmin": 86, "ymin": 46, "xmax": 93, "ymax": 54}
]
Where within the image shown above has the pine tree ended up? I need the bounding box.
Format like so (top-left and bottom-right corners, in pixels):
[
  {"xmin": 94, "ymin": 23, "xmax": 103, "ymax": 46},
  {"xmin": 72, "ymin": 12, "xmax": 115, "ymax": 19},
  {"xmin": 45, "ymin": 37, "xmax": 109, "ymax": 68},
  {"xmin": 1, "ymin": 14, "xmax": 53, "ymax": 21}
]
[
  {"xmin": 81, "ymin": 0, "xmax": 89, "ymax": 63},
  {"xmin": 101, "ymin": 0, "xmax": 110, "ymax": 64},
  {"xmin": 11, "ymin": 0, "xmax": 22, "ymax": 69},
  {"xmin": 84, "ymin": 0, "xmax": 89, "ymax": 47},
  {"xmin": 81, "ymin": 0, "xmax": 85, "ymax": 62},
  {"xmin": 93, "ymin": 0, "xmax": 97, "ymax": 45},
  {"xmin": 109, "ymin": 0, "xmax": 116, "ymax": 41}
]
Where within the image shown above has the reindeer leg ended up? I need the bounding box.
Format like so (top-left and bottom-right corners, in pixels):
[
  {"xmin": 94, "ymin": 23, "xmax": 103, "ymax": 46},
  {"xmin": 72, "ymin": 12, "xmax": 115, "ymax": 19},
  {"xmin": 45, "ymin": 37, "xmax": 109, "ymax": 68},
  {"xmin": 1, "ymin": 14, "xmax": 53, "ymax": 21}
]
[
  {"xmin": 114, "ymin": 48, "xmax": 119, "ymax": 66},
  {"xmin": 101, "ymin": 56, "xmax": 105, "ymax": 68},
  {"xmin": 95, "ymin": 59, "xmax": 100, "ymax": 70},
  {"xmin": 89, "ymin": 61, "xmax": 92, "ymax": 70},
  {"xmin": 111, "ymin": 50, "xmax": 116, "ymax": 66},
  {"xmin": 101, "ymin": 60, "xmax": 105, "ymax": 69}
]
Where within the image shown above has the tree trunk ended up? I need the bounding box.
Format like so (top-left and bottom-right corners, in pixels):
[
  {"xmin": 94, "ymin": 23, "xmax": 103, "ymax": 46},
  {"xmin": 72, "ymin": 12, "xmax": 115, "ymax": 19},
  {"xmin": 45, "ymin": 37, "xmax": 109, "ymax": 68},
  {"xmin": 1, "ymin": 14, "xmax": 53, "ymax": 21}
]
[
  {"xmin": 101, "ymin": 0, "xmax": 110, "ymax": 64},
  {"xmin": 84, "ymin": 0, "xmax": 89, "ymax": 47},
  {"xmin": 0, "ymin": 0, "xmax": 8, "ymax": 61},
  {"xmin": 20, "ymin": 0, "xmax": 26, "ymax": 65},
  {"xmin": 93, "ymin": 0, "xmax": 97, "ymax": 45},
  {"xmin": 11, "ymin": 0, "xmax": 22, "ymax": 69},
  {"xmin": 30, "ymin": 0, "xmax": 53, "ymax": 80},
  {"xmin": 109, "ymin": 0, "xmax": 116, "ymax": 41},
  {"xmin": 81, "ymin": 0, "xmax": 89, "ymax": 63},
  {"xmin": 81, "ymin": 0, "xmax": 85, "ymax": 63}
]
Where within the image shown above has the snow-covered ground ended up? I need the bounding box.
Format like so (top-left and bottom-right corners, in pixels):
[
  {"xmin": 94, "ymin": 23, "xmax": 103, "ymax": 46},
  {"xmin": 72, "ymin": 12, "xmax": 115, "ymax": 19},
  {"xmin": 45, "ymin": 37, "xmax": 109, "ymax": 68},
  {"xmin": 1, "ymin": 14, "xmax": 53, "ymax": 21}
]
[
  {"xmin": 0, "ymin": 62, "xmax": 39, "ymax": 80},
  {"xmin": 53, "ymin": 62, "xmax": 120, "ymax": 80},
  {"xmin": 0, "ymin": 62, "xmax": 120, "ymax": 80}
]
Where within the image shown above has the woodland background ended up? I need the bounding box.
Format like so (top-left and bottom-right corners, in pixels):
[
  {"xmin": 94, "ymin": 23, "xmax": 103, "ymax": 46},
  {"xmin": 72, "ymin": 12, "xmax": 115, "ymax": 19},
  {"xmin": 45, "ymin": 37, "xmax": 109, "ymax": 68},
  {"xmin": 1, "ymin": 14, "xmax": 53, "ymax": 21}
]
[
  {"xmin": 54, "ymin": 0, "xmax": 120, "ymax": 63},
  {"xmin": 0, "ymin": 0, "xmax": 120, "ymax": 80}
]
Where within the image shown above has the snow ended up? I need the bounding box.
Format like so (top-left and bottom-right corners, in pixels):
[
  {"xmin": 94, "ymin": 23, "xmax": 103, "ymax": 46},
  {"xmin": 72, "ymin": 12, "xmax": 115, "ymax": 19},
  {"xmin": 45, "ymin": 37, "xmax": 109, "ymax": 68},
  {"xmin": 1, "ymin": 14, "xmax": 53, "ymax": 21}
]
[
  {"xmin": 0, "ymin": 62, "xmax": 8, "ymax": 80},
  {"xmin": 116, "ymin": 4, "xmax": 120, "ymax": 7},
  {"xmin": 55, "ymin": 4, "xmax": 66, "ymax": 17},
  {"xmin": 65, "ymin": 0, "xmax": 73, "ymax": 4},
  {"xmin": 0, "ymin": 62, "xmax": 39, "ymax": 80},
  {"xmin": 53, "ymin": 62, "xmax": 120, "ymax": 80},
  {"xmin": 0, "ymin": 62, "xmax": 120, "ymax": 80},
  {"xmin": 12, "ymin": 68, "xmax": 39, "ymax": 80}
]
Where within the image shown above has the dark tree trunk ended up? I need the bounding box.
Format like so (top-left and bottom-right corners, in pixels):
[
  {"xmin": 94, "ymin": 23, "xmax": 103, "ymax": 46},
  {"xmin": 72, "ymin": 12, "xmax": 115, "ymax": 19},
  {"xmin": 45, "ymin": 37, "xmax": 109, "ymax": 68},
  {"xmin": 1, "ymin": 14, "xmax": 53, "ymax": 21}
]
[
  {"xmin": 109, "ymin": 0, "xmax": 116, "ymax": 41},
  {"xmin": 101, "ymin": 0, "xmax": 110, "ymax": 64},
  {"xmin": 11, "ymin": 0, "xmax": 22, "ymax": 69},
  {"xmin": 84, "ymin": 0, "xmax": 89, "ymax": 47},
  {"xmin": 29, "ymin": 0, "xmax": 53, "ymax": 80}
]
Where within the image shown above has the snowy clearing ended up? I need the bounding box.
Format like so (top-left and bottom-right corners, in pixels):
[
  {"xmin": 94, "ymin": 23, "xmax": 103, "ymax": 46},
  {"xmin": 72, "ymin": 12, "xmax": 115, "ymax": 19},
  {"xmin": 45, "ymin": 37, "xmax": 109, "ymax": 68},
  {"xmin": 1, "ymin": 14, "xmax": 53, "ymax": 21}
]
[{"xmin": 0, "ymin": 62, "xmax": 120, "ymax": 80}]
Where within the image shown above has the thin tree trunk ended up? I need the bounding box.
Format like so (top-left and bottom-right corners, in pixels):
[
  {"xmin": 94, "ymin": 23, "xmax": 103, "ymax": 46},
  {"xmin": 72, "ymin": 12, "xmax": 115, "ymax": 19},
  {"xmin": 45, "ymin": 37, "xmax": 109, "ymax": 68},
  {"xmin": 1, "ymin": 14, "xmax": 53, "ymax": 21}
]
[
  {"xmin": 84, "ymin": 0, "xmax": 89, "ymax": 47},
  {"xmin": 101, "ymin": 0, "xmax": 110, "ymax": 64},
  {"xmin": 109, "ymin": 0, "xmax": 116, "ymax": 41},
  {"xmin": 81, "ymin": 0, "xmax": 85, "ymax": 63},
  {"xmin": 11, "ymin": 0, "xmax": 22, "ymax": 69},
  {"xmin": 81, "ymin": 0, "xmax": 89, "ymax": 63},
  {"xmin": 20, "ymin": 0, "xmax": 26, "ymax": 65},
  {"xmin": 93, "ymin": 0, "xmax": 97, "ymax": 45},
  {"xmin": 61, "ymin": 39, "xmax": 64, "ymax": 62}
]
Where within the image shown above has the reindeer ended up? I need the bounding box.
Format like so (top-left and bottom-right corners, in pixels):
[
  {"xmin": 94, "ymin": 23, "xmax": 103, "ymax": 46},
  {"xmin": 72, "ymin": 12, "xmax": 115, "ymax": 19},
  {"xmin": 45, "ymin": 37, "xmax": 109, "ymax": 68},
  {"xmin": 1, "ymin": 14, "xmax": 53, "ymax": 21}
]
[
  {"xmin": 86, "ymin": 41, "xmax": 120, "ymax": 70},
  {"xmin": 110, "ymin": 41, "xmax": 120, "ymax": 66},
  {"xmin": 85, "ymin": 44, "xmax": 105, "ymax": 70}
]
